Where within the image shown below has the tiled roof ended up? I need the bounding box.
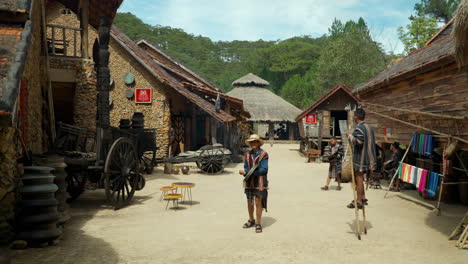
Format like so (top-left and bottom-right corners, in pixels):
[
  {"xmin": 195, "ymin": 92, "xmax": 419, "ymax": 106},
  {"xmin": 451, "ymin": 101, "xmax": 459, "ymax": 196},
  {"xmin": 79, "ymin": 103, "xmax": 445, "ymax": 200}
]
[
  {"xmin": 355, "ymin": 36, "xmax": 455, "ymax": 94},
  {"xmin": 136, "ymin": 39, "xmax": 219, "ymax": 91},
  {"xmin": 295, "ymin": 84, "xmax": 359, "ymax": 122},
  {"xmin": 0, "ymin": 21, "xmax": 32, "ymax": 112},
  {"xmin": 111, "ymin": 26, "xmax": 236, "ymax": 123},
  {"xmin": 0, "ymin": 0, "xmax": 30, "ymax": 12}
]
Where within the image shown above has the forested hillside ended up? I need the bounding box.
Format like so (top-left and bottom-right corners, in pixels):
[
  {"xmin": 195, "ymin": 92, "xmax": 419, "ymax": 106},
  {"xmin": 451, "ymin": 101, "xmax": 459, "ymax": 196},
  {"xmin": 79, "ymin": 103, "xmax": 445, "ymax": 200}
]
[{"xmin": 113, "ymin": 13, "xmax": 392, "ymax": 109}]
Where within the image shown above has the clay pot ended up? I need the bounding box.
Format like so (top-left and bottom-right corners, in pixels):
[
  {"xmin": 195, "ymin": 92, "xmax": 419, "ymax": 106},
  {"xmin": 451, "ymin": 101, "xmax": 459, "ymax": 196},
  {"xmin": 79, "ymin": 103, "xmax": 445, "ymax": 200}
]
[{"xmin": 181, "ymin": 166, "xmax": 190, "ymax": 175}]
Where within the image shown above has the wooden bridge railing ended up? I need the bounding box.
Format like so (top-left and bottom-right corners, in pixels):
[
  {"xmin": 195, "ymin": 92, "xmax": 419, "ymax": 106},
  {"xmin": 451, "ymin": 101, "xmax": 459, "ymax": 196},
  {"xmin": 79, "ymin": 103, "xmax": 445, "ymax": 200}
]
[{"xmin": 46, "ymin": 24, "xmax": 83, "ymax": 58}]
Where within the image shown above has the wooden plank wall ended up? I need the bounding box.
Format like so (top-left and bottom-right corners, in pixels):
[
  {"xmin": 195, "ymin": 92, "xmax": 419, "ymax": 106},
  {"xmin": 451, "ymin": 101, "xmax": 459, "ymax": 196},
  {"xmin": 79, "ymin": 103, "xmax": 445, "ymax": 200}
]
[{"xmin": 356, "ymin": 63, "xmax": 468, "ymax": 150}]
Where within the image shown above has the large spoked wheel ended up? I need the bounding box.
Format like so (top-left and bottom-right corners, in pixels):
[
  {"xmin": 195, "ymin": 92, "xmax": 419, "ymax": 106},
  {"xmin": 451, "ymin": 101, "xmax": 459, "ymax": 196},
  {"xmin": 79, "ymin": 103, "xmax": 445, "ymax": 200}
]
[
  {"xmin": 198, "ymin": 148, "xmax": 225, "ymax": 174},
  {"xmin": 104, "ymin": 137, "xmax": 139, "ymax": 209}
]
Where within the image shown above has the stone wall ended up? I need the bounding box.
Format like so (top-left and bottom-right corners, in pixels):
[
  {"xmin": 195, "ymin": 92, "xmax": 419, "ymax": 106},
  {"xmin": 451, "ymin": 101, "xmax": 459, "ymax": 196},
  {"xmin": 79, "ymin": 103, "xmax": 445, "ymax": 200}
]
[
  {"xmin": 0, "ymin": 127, "xmax": 19, "ymax": 240},
  {"xmin": 49, "ymin": 57, "xmax": 97, "ymax": 131},
  {"xmin": 47, "ymin": 1, "xmax": 171, "ymax": 157}
]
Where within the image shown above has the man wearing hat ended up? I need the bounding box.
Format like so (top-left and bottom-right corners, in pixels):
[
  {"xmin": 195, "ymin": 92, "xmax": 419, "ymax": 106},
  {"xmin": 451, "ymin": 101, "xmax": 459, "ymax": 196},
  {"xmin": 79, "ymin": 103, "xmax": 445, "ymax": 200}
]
[{"xmin": 239, "ymin": 134, "xmax": 269, "ymax": 233}]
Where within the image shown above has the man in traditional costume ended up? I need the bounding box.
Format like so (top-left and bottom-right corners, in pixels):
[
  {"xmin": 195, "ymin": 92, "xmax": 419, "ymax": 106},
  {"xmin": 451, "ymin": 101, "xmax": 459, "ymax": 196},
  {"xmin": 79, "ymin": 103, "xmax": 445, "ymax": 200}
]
[
  {"xmin": 346, "ymin": 108, "xmax": 377, "ymax": 209},
  {"xmin": 239, "ymin": 134, "xmax": 269, "ymax": 233},
  {"xmin": 321, "ymin": 137, "xmax": 344, "ymax": 191}
]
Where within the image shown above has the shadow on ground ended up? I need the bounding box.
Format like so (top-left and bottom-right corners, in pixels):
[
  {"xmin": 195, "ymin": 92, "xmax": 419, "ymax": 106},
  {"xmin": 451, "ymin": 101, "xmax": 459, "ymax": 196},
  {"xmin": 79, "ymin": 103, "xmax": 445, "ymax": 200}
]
[
  {"xmin": 378, "ymin": 180, "xmax": 467, "ymax": 237},
  {"xmin": 262, "ymin": 216, "xmax": 277, "ymax": 229},
  {"xmin": 11, "ymin": 191, "xmax": 120, "ymax": 264},
  {"xmin": 347, "ymin": 219, "xmax": 374, "ymax": 236}
]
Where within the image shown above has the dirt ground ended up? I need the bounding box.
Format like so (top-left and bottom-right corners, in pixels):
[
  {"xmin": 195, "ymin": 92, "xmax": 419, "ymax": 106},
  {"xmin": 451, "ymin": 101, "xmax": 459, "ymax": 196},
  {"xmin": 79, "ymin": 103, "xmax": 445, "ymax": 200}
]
[{"xmin": 10, "ymin": 144, "xmax": 468, "ymax": 264}]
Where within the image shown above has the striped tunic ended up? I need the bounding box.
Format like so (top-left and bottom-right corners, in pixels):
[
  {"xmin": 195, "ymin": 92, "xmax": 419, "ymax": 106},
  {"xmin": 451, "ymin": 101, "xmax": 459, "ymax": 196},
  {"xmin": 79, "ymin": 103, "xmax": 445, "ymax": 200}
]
[
  {"xmin": 326, "ymin": 143, "xmax": 344, "ymax": 178},
  {"xmin": 350, "ymin": 121, "xmax": 377, "ymax": 173}
]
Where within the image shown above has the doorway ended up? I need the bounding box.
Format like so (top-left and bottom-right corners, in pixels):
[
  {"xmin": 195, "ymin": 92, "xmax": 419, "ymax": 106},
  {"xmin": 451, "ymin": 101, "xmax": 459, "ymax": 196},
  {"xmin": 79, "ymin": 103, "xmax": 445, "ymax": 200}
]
[
  {"xmin": 52, "ymin": 82, "xmax": 76, "ymax": 125},
  {"xmin": 331, "ymin": 111, "xmax": 348, "ymax": 137}
]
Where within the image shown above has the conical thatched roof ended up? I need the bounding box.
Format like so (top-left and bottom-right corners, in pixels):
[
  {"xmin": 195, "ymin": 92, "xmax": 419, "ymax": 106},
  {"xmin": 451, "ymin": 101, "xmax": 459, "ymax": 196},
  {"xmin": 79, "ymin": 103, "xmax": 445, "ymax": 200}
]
[
  {"xmin": 232, "ymin": 73, "xmax": 270, "ymax": 87},
  {"xmin": 454, "ymin": 0, "xmax": 468, "ymax": 69},
  {"xmin": 227, "ymin": 86, "xmax": 302, "ymax": 122}
]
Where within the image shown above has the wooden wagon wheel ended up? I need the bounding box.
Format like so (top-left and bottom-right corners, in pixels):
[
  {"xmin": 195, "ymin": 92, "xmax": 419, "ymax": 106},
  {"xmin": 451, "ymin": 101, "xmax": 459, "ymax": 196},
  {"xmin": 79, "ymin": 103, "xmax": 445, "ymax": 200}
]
[
  {"xmin": 104, "ymin": 137, "xmax": 139, "ymax": 209},
  {"xmin": 198, "ymin": 148, "xmax": 225, "ymax": 174}
]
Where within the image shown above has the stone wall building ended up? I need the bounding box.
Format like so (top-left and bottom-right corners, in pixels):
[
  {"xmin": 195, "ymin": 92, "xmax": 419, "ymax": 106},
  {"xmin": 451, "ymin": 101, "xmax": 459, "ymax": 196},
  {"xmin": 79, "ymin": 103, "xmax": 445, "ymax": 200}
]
[{"xmin": 0, "ymin": 0, "xmax": 123, "ymax": 242}]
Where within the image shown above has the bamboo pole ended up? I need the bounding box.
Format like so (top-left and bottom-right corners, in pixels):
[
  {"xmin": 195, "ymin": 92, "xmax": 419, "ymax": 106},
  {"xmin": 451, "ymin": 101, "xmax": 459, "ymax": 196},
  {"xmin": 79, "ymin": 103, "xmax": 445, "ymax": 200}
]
[
  {"xmin": 384, "ymin": 135, "xmax": 413, "ymax": 198},
  {"xmin": 361, "ymin": 102, "xmax": 467, "ymax": 120},
  {"xmin": 347, "ymin": 137, "xmax": 362, "ymax": 240},
  {"xmin": 365, "ymin": 109, "xmax": 468, "ymax": 145}
]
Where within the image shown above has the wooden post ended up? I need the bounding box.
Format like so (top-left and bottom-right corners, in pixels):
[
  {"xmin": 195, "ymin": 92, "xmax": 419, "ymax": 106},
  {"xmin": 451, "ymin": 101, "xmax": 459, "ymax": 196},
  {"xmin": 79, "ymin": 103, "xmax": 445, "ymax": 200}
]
[
  {"xmin": 318, "ymin": 112, "xmax": 323, "ymax": 154},
  {"xmin": 40, "ymin": 0, "xmax": 56, "ymax": 143},
  {"xmin": 211, "ymin": 118, "xmax": 217, "ymax": 145},
  {"xmin": 80, "ymin": 0, "xmax": 89, "ymax": 58},
  {"xmin": 268, "ymin": 122, "xmax": 274, "ymax": 141},
  {"xmin": 288, "ymin": 122, "xmax": 295, "ymax": 140}
]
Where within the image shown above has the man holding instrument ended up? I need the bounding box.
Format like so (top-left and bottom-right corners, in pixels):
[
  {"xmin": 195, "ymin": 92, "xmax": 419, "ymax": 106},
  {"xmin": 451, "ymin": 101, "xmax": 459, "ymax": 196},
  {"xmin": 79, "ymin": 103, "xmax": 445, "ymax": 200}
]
[
  {"xmin": 239, "ymin": 134, "xmax": 269, "ymax": 233},
  {"xmin": 346, "ymin": 108, "xmax": 377, "ymax": 209}
]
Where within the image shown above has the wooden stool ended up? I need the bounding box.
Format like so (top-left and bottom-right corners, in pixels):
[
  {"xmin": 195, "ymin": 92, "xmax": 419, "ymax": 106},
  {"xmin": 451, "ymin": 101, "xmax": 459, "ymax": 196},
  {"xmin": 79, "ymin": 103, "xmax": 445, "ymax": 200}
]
[
  {"xmin": 172, "ymin": 182, "xmax": 195, "ymax": 205},
  {"xmin": 307, "ymin": 149, "xmax": 321, "ymax": 162},
  {"xmin": 159, "ymin": 186, "xmax": 176, "ymax": 201},
  {"xmin": 164, "ymin": 193, "xmax": 183, "ymax": 210}
]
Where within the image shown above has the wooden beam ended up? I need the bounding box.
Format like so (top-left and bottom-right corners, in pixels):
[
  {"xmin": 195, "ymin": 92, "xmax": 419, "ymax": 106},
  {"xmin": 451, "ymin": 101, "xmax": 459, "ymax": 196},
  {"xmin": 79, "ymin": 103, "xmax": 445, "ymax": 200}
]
[
  {"xmin": 40, "ymin": 0, "xmax": 56, "ymax": 143},
  {"xmin": 80, "ymin": 0, "xmax": 89, "ymax": 58},
  {"xmin": 362, "ymin": 102, "xmax": 468, "ymax": 120},
  {"xmin": 366, "ymin": 109, "xmax": 468, "ymax": 145}
]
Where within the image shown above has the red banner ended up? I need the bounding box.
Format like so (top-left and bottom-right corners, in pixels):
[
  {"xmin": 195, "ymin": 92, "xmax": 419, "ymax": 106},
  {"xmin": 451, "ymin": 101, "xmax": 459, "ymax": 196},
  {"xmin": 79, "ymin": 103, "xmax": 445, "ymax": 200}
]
[
  {"xmin": 135, "ymin": 88, "xmax": 152, "ymax": 104},
  {"xmin": 305, "ymin": 114, "xmax": 316, "ymax": 124}
]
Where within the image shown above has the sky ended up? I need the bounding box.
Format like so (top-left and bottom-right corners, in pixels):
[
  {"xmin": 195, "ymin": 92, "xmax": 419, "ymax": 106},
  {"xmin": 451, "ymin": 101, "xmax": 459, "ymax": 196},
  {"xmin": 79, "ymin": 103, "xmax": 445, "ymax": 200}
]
[{"xmin": 118, "ymin": 0, "xmax": 419, "ymax": 54}]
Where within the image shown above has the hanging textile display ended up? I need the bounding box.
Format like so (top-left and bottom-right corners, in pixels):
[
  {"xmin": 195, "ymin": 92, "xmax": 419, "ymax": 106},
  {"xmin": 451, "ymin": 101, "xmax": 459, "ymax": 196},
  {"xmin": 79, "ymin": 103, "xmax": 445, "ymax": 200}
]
[
  {"xmin": 398, "ymin": 163, "xmax": 441, "ymax": 196},
  {"xmin": 411, "ymin": 133, "xmax": 434, "ymax": 157}
]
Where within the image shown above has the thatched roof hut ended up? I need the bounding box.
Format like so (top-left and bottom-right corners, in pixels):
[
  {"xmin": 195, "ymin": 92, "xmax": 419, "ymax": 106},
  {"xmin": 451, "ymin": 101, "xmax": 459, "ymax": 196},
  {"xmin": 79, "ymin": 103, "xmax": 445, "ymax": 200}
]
[
  {"xmin": 454, "ymin": 0, "xmax": 468, "ymax": 69},
  {"xmin": 232, "ymin": 73, "xmax": 270, "ymax": 87},
  {"xmin": 228, "ymin": 73, "xmax": 301, "ymax": 122}
]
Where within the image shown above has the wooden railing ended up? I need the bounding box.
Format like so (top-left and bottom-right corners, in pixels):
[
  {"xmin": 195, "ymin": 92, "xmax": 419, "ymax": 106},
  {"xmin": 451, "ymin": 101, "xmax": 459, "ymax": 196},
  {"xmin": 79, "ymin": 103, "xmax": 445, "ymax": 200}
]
[{"xmin": 46, "ymin": 24, "xmax": 83, "ymax": 58}]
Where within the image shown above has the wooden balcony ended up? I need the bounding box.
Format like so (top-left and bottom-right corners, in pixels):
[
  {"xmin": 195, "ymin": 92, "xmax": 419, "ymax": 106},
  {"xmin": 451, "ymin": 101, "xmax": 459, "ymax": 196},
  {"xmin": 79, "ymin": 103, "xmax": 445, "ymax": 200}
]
[{"xmin": 46, "ymin": 24, "xmax": 83, "ymax": 58}]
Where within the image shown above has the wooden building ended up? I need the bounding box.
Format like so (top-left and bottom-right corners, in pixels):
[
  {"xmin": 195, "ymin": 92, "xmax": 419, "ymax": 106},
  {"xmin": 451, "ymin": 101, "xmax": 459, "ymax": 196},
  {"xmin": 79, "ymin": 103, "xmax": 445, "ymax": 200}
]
[
  {"xmin": 227, "ymin": 73, "xmax": 302, "ymax": 141},
  {"xmin": 354, "ymin": 20, "xmax": 468, "ymax": 204},
  {"xmin": 295, "ymin": 84, "xmax": 359, "ymax": 153}
]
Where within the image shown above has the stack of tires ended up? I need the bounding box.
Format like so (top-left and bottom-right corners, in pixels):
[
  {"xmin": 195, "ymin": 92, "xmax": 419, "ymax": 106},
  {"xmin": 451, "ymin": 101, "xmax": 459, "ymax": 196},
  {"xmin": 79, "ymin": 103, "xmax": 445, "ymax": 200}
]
[{"xmin": 18, "ymin": 166, "xmax": 61, "ymax": 247}]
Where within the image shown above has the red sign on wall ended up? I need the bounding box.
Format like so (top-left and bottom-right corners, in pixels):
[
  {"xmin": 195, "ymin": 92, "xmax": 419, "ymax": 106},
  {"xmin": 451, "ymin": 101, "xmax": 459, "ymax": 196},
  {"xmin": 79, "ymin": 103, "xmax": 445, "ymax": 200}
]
[
  {"xmin": 135, "ymin": 88, "xmax": 152, "ymax": 104},
  {"xmin": 305, "ymin": 114, "xmax": 317, "ymax": 124}
]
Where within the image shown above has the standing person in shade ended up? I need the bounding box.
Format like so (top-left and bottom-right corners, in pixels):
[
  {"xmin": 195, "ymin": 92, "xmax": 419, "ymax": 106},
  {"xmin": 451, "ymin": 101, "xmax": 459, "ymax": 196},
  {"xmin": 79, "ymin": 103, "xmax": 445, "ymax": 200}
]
[
  {"xmin": 321, "ymin": 137, "xmax": 344, "ymax": 191},
  {"xmin": 388, "ymin": 142, "xmax": 403, "ymax": 192},
  {"xmin": 346, "ymin": 108, "xmax": 377, "ymax": 209},
  {"xmin": 239, "ymin": 134, "xmax": 269, "ymax": 233}
]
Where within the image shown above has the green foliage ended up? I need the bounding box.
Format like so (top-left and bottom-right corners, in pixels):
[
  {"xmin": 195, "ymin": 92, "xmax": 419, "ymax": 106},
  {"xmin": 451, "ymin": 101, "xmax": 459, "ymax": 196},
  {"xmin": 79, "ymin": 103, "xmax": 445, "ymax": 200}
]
[
  {"xmin": 414, "ymin": 0, "xmax": 460, "ymax": 23},
  {"xmin": 397, "ymin": 15, "xmax": 439, "ymax": 54},
  {"xmin": 315, "ymin": 18, "xmax": 387, "ymax": 90},
  {"xmin": 114, "ymin": 13, "xmax": 388, "ymax": 109}
]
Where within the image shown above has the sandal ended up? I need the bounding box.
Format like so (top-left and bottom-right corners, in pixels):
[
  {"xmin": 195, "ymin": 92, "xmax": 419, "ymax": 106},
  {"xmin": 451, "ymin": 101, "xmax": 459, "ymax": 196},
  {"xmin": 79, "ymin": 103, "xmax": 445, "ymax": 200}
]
[
  {"xmin": 243, "ymin": 219, "xmax": 255, "ymax": 228},
  {"xmin": 321, "ymin": 186, "xmax": 329, "ymax": 191},
  {"xmin": 347, "ymin": 201, "xmax": 364, "ymax": 209},
  {"xmin": 336, "ymin": 186, "xmax": 342, "ymax": 191},
  {"xmin": 255, "ymin": 224, "xmax": 262, "ymax": 233},
  {"xmin": 390, "ymin": 188, "xmax": 400, "ymax": 192}
]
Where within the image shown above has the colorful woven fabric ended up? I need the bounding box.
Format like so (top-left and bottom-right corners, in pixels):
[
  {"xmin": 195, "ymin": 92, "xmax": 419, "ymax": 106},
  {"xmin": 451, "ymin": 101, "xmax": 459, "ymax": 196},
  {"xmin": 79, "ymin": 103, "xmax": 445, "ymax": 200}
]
[
  {"xmin": 427, "ymin": 172, "xmax": 440, "ymax": 198},
  {"xmin": 398, "ymin": 163, "xmax": 403, "ymax": 179},
  {"xmin": 412, "ymin": 167, "xmax": 419, "ymax": 185},
  {"xmin": 418, "ymin": 169, "xmax": 428, "ymax": 194},
  {"xmin": 416, "ymin": 168, "xmax": 423, "ymax": 188}
]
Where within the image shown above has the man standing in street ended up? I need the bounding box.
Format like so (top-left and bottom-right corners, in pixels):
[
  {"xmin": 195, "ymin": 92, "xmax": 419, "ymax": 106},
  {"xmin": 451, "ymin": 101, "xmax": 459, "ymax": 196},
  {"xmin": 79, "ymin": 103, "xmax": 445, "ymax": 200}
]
[
  {"xmin": 346, "ymin": 108, "xmax": 377, "ymax": 209},
  {"xmin": 239, "ymin": 134, "xmax": 269, "ymax": 233}
]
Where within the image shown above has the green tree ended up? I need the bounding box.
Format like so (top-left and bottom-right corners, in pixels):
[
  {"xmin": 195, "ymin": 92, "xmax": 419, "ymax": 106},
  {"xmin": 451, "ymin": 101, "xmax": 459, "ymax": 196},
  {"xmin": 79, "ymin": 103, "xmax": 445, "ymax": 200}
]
[
  {"xmin": 315, "ymin": 18, "xmax": 387, "ymax": 90},
  {"xmin": 280, "ymin": 66, "xmax": 323, "ymax": 109},
  {"xmin": 397, "ymin": 15, "xmax": 439, "ymax": 54},
  {"xmin": 415, "ymin": 0, "xmax": 461, "ymax": 23}
]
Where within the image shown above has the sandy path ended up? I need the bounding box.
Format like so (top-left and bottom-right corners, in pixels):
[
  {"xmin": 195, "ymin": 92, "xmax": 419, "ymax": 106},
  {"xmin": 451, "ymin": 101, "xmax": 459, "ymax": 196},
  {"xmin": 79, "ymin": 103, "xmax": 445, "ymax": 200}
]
[{"xmin": 11, "ymin": 144, "xmax": 468, "ymax": 264}]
